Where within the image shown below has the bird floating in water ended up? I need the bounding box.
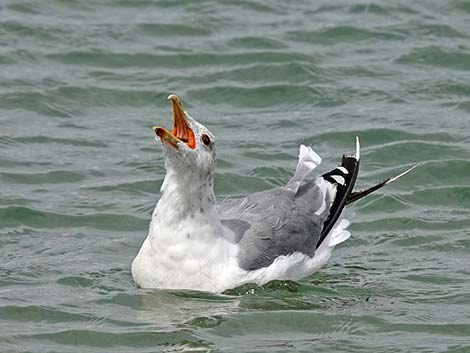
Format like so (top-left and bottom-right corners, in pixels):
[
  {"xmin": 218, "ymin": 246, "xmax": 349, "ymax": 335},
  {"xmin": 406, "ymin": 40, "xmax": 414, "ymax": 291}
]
[{"xmin": 132, "ymin": 94, "xmax": 416, "ymax": 293}]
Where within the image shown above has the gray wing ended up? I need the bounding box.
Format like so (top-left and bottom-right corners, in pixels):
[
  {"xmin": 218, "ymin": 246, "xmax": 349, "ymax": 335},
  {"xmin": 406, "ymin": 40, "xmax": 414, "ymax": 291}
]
[{"xmin": 219, "ymin": 180, "xmax": 332, "ymax": 271}]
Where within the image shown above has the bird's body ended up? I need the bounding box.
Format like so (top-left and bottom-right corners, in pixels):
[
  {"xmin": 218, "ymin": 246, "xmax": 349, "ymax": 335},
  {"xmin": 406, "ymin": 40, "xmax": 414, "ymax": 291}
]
[
  {"xmin": 132, "ymin": 144, "xmax": 349, "ymax": 292},
  {"xmin": 132, "ymin": 95, "xmax": 415, "ymax": 292}
]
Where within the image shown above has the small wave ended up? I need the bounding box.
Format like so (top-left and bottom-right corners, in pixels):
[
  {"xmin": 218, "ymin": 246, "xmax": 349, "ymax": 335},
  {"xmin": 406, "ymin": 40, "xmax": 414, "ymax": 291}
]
[
  {"xmin": 304, "ymin": 128, "xmax": 457, "ymax": 146},
  {"xmin": 404, "ymin": 159, "xmax": 470, "ymax": 187},
  {"xmin": 365, "ymin": 140, "xmax": 468, "ymax": 164},
  {"xmin": 85, "ymin": 179, "xmax": 159, "ymax": 196},
  {"xmin": 287, "ymin": 26, "xmax": 404, "ymax": 45},
  {"xmin": 11, "ymin": 135, "xmax": 107, "ymax": 148},
  {"xmin": 0, "ymin": 305, "xmax": 95, "ymax": 323},
  {"xmin": 0, "ymin": 86, "xmax": 158, "ymax": 113},
  {"xmin": 47, "ymin": 50, "xmax": 314, "ymax": 69},
  {"xmin": 135, "ymin": 22, "xmax": 211, "ymax": 37},
  {"xmin": 188, "ymin": 84, "xmax": 343, "ymax": 108},
  {"xmin": 170, "ymin": 62, "xmax": 325, "ymax": 88},
  {"xmin": 0, "ymin": 20, "xmax": 65, "ymax": 41},
  {"xmin": 0, "ymin": 90, "xmax": 75, "ymax": 117},
  {"xmin": 11, "ymin": 329, "xmax": 204, "ymax": 348},
  {"xmin": 0, "ymin": 136, "xmax": 19, "ymax": 147},
  {"xmin": 226, "ymin": 36, "xmax": 287, "ymax": 50},
  {"xmin": 0, "ymin": 171, "xmax": 85, "ymax": 185},
  {"xmin": 355, "ymin": 216, "xmax": 470, "ymax": 232},
  {"xmin": 397, "ymin": 46, "xmax": 470, "ymax": 71},
  {"xmin": 389, "ymin": 23, "xmax": 464, "ymax": 39},
  {"xmin": 403, "ymin": 186, "xmax": 470, "ymax": 209},
  {"xmin": 0, "ymin": 206, "xmax": 147, "ymax": 231}
]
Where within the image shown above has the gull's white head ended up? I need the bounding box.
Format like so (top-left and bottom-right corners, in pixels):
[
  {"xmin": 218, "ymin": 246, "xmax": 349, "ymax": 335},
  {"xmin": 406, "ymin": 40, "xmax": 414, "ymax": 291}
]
[{"xmin": 153, "ymin": 94, "xmax": 216, "ymax": 186}]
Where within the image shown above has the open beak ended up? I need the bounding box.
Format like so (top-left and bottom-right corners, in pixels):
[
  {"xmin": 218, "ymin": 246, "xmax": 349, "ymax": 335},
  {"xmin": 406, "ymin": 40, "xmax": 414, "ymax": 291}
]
[{"xmin": 153, "ymin": 94, "xmax": 196, "ymax": 150}]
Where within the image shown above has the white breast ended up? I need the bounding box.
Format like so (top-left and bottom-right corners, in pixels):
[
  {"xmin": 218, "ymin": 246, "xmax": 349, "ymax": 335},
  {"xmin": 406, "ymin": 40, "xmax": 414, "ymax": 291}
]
[{"xmin": 132, "ymin": 216, "xmax": 243, "ymax": 292}]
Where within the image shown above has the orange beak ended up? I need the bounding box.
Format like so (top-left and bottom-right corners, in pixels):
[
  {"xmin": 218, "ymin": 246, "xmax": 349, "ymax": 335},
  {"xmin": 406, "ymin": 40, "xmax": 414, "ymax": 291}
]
[{"xmin": 153, "ymin": 94, "xmax": 196, "ymax": 150}]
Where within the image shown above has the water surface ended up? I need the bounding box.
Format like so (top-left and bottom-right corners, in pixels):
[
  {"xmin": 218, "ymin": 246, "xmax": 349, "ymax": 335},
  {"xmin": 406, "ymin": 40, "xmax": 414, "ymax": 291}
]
[{"xmin": 1, "ymin": 1, "xmax": 470, "ymax": 352}]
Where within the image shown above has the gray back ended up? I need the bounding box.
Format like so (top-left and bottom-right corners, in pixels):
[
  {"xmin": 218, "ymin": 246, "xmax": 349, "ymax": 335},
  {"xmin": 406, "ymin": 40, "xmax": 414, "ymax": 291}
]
[{"xmin": 219, "ymin": 181, "xmax": 331, "ymax": 271}]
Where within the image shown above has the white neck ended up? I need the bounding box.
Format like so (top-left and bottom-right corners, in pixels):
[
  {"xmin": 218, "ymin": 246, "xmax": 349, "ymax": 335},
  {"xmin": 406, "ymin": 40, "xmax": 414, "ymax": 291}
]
[{"xmin": 155, "ymin": 165, "xmax": 216, "ymax": 225}]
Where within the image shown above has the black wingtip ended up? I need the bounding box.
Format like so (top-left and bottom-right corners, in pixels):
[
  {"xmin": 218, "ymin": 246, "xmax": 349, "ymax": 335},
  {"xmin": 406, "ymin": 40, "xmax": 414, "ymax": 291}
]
[
  {"xmin": 316, "ymin": 140, "xmax": 418, "ymax": 249},
  {"xmin": 346, "ymin": 163, "xmax": 418, "ymax": 205},
  {"xmin": 317, "ymin": 147, "xmax": 360, "ymax": 249}
]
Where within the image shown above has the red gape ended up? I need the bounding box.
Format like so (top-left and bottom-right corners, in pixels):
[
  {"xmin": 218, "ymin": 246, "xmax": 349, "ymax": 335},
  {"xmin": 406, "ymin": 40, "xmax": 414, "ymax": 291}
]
[
  {"xmin": 171, "ymin": 96, "xmax": 196, "ymax": 149},
  {"xmin": 172, "ymin": 121, "xmax": 195, "ymax": 149}
]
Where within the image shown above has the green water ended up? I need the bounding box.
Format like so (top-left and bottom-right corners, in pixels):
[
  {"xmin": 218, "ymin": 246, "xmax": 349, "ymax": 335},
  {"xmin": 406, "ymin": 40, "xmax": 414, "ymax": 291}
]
[{"xmin": 1, "ymin": 0, "xmax": 470, "ymax": 352}]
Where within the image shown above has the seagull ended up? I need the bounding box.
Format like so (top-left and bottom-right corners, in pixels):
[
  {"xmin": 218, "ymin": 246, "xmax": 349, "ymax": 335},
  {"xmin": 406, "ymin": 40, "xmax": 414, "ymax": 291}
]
[{"xmin": 132, "ymin": 94, "xmax": 416, "ymax": 293}]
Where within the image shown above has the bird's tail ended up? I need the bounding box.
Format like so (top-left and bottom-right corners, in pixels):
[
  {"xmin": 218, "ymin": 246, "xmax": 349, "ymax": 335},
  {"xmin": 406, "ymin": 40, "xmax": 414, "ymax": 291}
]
[{"xmin": 316, "ymin": 138, "xmax": 416, "ymax": 249}]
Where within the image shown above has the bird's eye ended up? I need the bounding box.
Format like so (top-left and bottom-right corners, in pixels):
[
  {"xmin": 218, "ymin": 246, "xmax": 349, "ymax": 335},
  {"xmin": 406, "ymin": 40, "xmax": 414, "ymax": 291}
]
[{"xmin": 201, "ymin": 134, "xmax": 211, "ymax": 146}]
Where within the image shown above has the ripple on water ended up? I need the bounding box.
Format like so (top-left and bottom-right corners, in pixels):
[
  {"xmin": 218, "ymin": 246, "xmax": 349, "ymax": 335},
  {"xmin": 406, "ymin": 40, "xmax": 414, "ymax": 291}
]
[
  {"xmin": 0, "ymin": 20, "xmax": 66, "ymax": 41},
  {"xmin": 46, "ymin": 50, "xmax": 314, "ymax": 69},
  {"xmin": 0, "ymin": 206, "xmax": 147, "ymax": 231},
  {"xmin": 404, "ymin": 186, "xmax": 470, "ymax": 209},
  {"xmin": 0, "ymin": 305, "xmax": 97, "ymax": 323},
  {"xmin": 306, "ymin": 128, "xmax": 458, "ymax": 146},
  {"xmin": 9, "ymin": 135, "xmax": 108, "ymax": 148},
  {"xmin": 365, "ymin": 141, "xmax": 469, "ymax": 163},
  {"xmin": 12, "ymin": 329, "xmax": 209, "ymax": 349},
  {"xmin": 135, "ymin": 22, "xmax": 212, "ymax": 37},
  {"xmin": 0, "ymin": 91, "xmax": 75, "ymax": 117},
  {"xmin": 0, "ymin": 171, "xmax": 85, "ymax": 184},
  {"xmin": 388, "ymin": 22, "xmax": 465, "ymax": 39},
  {"xmin": 397, "ymin": 46, "xmax": 470, "ymax": 71},
  {"xmin": 84, "ymin": 179, "xmax": 159, "ymax": 196},
  {"xmin": 226, "ymin": 36, "xmax": 287, "ymax": 50},
  {"xmin": 174, "ymin": 62, "xmax": 328, "ymax": 86},
  {"xmin": 287, "ymin": 26, "xmax": 405, "ymax": 45},
  {"xmin": 354, "ymin": 216, "xmax": 470, "ymax": 233},
  {"xmin": 188, "ymin": 85, "xmax": 345, "ymax": 108}
]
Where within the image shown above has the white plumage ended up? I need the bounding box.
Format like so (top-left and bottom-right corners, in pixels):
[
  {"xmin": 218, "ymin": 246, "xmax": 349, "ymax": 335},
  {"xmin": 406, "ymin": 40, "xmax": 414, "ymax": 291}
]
[{"xmin": 132, "ymin": 140, "xmax": 349, "ymax": 292}]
